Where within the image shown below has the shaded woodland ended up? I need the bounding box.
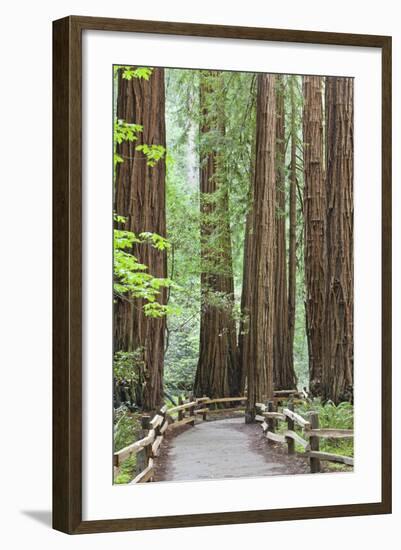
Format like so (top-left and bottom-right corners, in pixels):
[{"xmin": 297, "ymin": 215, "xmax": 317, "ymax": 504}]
[{"xmin": 113, "ymin": 66, "xmax": 354, "ymax": 425}]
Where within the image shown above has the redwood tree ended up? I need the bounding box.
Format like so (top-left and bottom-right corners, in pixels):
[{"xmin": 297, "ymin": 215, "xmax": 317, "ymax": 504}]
[
  {"xmin": 273, "ymin": 76, "xmax": 297, "ymax": 389},
  {"xmin": 323, "ymin": 76, "xmax": 354, "ymax": 403},
  {"xmin": 302, "ymin": 75, "xmax": 326, "ymax": 397},
  {"xmin": 287, "ymin": 76, "xmax": 298, "ymax": 376},
  {"xmin": 238, "ymin": 204, "xmax": 253, "ymax": 394},
  {"xmin": 114, "ymin": 67, "xmax": 167, "ymax": 411},
  {"xmin": 245, "ymin": 73, "xmax": 276, "ymax": 420},
  {"xmin": 194, "ymin": 72, "xmax": 239, "ymax": 398}
]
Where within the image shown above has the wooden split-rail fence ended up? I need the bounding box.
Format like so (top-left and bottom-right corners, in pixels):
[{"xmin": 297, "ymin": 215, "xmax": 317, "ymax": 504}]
[
  {"xmin": 113, "ymin": 394, "xmax": 249, "ymax": 483},
  {"xmin": 255, "ymin": 400, "xmax": 354, "ymax": 472},
  {"xmin": 113, "ymin": 389, "xmax": 353, "ymax": 483}
]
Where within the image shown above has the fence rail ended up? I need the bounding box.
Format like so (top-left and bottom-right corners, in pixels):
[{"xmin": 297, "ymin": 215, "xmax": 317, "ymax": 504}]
[
  {"xmin": 113, "ymin": 389, "xmax": 352, "ymax": 483},
  {"xmin": 255, "ymin": 401, "xmax": 354, "ymax": 472},
  {"xmin": 114, "ymin": 394, "xmax": 248, "ymax": 481}
]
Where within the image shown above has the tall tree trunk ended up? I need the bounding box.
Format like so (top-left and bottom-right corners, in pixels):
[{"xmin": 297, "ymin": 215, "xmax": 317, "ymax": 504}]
[
  {"xmin": 302, "ymin": 76, "xmax": 326, "ymax": 398},
  {"xmin": 288, "ymin": 76, "xmax": 297, "ymax": 376},
  {"xmin": 238, "ymin": 127, "xmax": 257, "ymax": 395},
  {"xmin": 194, "ymin": 72, "xmax": 239, "ymax": 398},
  {"xmin": 245, "ymin": 73, "xmax": 276, "ymax": 420},
  {"xmin": 273, "ymin": 76, "xmax": 297, "ymax": 389},
  {"xmin": 238, "ymin": 202, "xmax": 253, "ymax": 394},
  {"xmin": 114, "ymin": 68, "xmax": 167, "ymax": 411},
  {"xmin": 323, "ymin": 77, "xmax": 354, "ymax": 403}
]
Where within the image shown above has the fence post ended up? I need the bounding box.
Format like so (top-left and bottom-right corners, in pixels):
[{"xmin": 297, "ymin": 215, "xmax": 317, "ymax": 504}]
[
  {"xmin": 151, "ymin": 406, "xmax": 164, "ymax": 459},
  {"xmin": 286, "ymin": 401, "xmax": 295, "ymax": 455},
  {"xmin": 160, "ymin": 405, "xmax": 167, "ymax": 428},
  {"xmin": 266, "ymin": 400, "xmax": 275, "ymax": 443},
  {"xmin": 202, "ymin": 394, "xmax": 208, "ymax": 421},
  {"xmin": 154, "ymin": 407, "xmax": 162, "ymax": 439},
  {"xmin": 136, "ymin": 415, "xmax": 151, "ymax": 476},
  {"xmin": 178, "ymin": 396, "xmax": 184, "ymax": 421},
  {"xmin": 309, "ymin": 411, "xmax": 321, "ymax": 473},
  {"xmin": 188, "ymin": 392, "xmax": 195, "ymax": 426}
]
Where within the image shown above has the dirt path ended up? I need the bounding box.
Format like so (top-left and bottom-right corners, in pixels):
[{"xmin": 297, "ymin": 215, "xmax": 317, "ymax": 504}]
[{"xmin": 154, "ymin": 417, "xmax": 310, "ymax": 482}]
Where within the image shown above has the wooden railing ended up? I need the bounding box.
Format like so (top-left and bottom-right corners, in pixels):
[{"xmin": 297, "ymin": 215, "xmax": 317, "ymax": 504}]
[
  {"xmin": 113, "ymin": 396, "xmax": 249, "ymax": 483},
  {"xmin": 113, "ymin": 395, "xmax": 248, "ymax": 483},
  {"xmin": 113, "ymin": 390, "xmax": 352, "ymax": 483},
  {"xmin": 255, "ymin": 401, "xmax": 354, "ymax": 472},
  {"xmin": 113, "ymin": 404, "xmax": 167, "ymax": 483}
]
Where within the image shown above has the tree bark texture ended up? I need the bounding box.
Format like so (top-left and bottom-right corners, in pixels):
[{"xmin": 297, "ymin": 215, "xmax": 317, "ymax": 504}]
[
  {"xmin": 114, "ymin": 68, "xmax": 167, "ymax": 411},
  {"xmin": 302, "ymin": 75, "xmax": 326, "ymax": 398},
  {"xmin": 323, "ymin": 76, "xmax": 354, "ymax": 403},
  {"xmin": 245, "ymin": 73, "xmax": 276, "ymax": 419},
  {"xmin": 194, "ymin": 72, "xmax": 239, "ymax": 398},
  {"xmin": 238, "ymin": 116, "xmax": 257, "ymax": 395},
  {"xmin": 238, "ymin": 203, "xmax": 253, "ymax": 395},
  {"xmin": 273, "ymin": 76, "xmax": 297, "ymax": 389},
  {"xmin": 287, "ymin": 76, "xmax": 298, "ymax": 378}
]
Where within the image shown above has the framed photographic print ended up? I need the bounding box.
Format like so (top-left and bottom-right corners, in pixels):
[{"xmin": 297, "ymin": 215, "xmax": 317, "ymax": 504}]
[{"xmin": 53, "ymin": 16, "xmax": 392, "ymax": 534}]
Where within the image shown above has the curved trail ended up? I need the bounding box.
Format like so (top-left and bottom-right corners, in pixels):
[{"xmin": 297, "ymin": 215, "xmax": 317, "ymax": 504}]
[{"xmin": 157, "ymin": 417, "xmax": 305, "ymax": 482}]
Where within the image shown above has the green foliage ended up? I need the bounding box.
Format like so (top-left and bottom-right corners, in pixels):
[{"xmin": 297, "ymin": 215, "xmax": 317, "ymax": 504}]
[
  {"xmin": 275, "ymin": 399, "xmax": 354, "ymax": 472},
  {"xmin": 143, "ymin": 301, "xmax": 179, "ymax": 318},
  {"xmin": 113, "ymin": 350, "xmax": 143, "ymax": 382},
  {"xmin": 114, "ymin": 119, "xmax": 143, "ymax": 145},
  {"xmin": 113, "ymin": 66, "xmax": 164, "ymax": 170},
  {"xmin": 114, "ymin": 409, "xmax": 142, "ymax": 451},
  {"xmin": 136, "ymin": 144, "xmax": 166, "ymax": 166},
  {"xmin": 114, "ymin": 119, "xmax": 143, "ymax": 167},
  {"xmin": 163, "ymin": 71, "xmax": 203, "ymax": 393},
  {"xmin": 139, "ymin": 232, "xmax": 170, "ymax": 251},
  {"xmin": 122, "ymin": 66, "xmax": 153, "ymax": 81},
  {"xmin": 293, "ymin": 267, "xmax": 308, "ymax": 388},
  {"xmin": 113, "ymin": 409, "xmax": 142, "ymax": 484},
  {"xmin": 113, "ymin": 120, "xmax": 166, "ymax": 170},
  {"xmin": 296, "ymin": 399, "xmax": 353, "ymax": 430},
  {"xmin": 114, "ymin": 220, "xmax": 176, "ymax": 318},
  {"xmin": 199, "ymin": 71, "xmax": 256, "ymax": 293},
  {"xmin": 298, "ymin": 399, "xmax": 354, "ymax": 469},
  {"xmin": 114, "ymin": 455, "xmax": 136, "ymax": 484},
  {"xmin": 164, "ymin": 327, "xmax": 199, "ymax": 394},
  {"xmin": 113, "ymin": 65, "xmax": 153, "ymax": 80},
  {"xmin": 114, "ymin": 227, "xmax": 141, "ymax": 250}
]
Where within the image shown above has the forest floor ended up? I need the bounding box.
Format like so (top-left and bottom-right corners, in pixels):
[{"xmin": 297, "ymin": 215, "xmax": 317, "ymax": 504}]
[{"xmin": 154, "ymin": 417, "xmax": 316, "ymax": 482}]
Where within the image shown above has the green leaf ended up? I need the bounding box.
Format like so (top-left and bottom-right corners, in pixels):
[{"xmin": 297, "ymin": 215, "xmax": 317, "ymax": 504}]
[
  {"xmin": 121, "ymin": 67, "xmax": 153, "ymax": 81},
  {"xmin": 135, "ymin": 144, "xmax": 166, "ymax": 166}
]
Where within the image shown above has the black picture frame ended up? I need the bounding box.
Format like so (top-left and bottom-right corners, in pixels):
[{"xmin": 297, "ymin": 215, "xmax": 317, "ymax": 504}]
[{"xmin": 53, "ymin": 15, "xmax": 392, "ymax": 534}]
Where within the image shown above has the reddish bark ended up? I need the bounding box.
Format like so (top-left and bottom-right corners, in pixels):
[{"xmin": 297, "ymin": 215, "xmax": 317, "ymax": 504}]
[
  {"xmin": 273, "ymin": 76, "xmax": 297, "ymax": 390},
  {"xmin": 287, "ymin": 76, "xmax": 298, "ymax": 381},
  {"xmin": 114, "ymin": 68, "xmax": 167, "ymax": 411},
  {"xmin": 323, "ymin": 77, "xmax": 354, "ymax": 403},
  {"xmin": 302, "ymin": 75, "xmax": 326, "ymax": 397},
  {"xmin": 194, "ymin": 72, "xmax": 239, "ymax": 398},
  {"xmin": 245, "ymin": 73, "xmax": 276, "ymax": 420}
]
